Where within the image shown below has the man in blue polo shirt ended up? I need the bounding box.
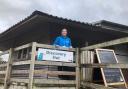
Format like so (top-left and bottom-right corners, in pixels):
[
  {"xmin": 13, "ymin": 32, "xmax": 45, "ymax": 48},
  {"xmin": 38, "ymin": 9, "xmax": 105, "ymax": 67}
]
[{"xmin": 53, "ymin": 28, "xmax": 72, "ymax": 48}]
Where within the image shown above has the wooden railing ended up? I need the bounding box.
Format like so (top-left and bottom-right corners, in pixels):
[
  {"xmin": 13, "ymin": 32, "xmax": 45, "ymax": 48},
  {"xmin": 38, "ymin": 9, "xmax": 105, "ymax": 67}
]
[
  {"xmin": 0, "ymin": 50, "xmax": 9, "ymax": 84},
  {"xmin": 0, "ymin": 42, "xmax": 80, "ymax": 89},
  {"xmin": 1, "ymin": 42, "xmax": 127, "ymax": 89}
]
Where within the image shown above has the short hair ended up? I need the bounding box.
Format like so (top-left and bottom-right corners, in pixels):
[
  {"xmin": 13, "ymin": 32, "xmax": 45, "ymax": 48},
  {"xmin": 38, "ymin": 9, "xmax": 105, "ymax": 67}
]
[{"xmin": 61, "ymin": 28, "xmax": 67, "ymax": 32}]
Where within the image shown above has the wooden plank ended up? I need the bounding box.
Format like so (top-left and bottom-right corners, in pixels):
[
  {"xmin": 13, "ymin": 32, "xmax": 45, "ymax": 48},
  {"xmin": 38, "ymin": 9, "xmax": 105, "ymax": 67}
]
[
  {"xmin": 26, "ymin": 48, "xmax": 29, "ymax": 59},
  {"xmin": 20, "ymin": 49, "xmax": 24, "ymax": 59},
  {"xmin": 35, "ymin": 61, "xmax": 76, "ymax": 67},
  {"xmin": 36, "ymin": 43, "xmax": 75, "ymax": 52},
  {"xmin": 12, "ymin": 60, "xmax": 31, "ymax": 65},
  {"xmin": 81, "ymin": 51, "xmax": 94, "ymax": 82},
  {"xmin": 81, "ymin": 51, "xmax": 84, "ymax": 81},
  {"xmin": 90, "ymin": 51, "xmax": 94, "ymax": 81},
  {"xmin": 12, "ymin": 70, "xmax": 29, "ymax": 74},
  {"xmin": 28, "ymin": 42, "xmax": 37, "ymax": 89},
  {"xmin": 12, "ymin": 70, "xmax": 76, "ymax": 76},
  {"xmin": 0, "ymin": 64, "xmax": 7, "ymax": 67},
  {"xmin": 76, "ymin": 48, "xmax": 80, "ymax": 89},
  {"xmin": 63, "ymin": 62, "xmax": 76, "ymax": 67},
  {"xmin": 10, "ymin": 78, "xmax": 29, "ymax": 83},
  {"xmin": 34, "ymin": 70, "xmax": 76, "ymax": 76},
  {"xmin": 4, "ymin": 48, "xmax": 13, "ymax": 89},
  {"xmin": 88, "ymin": 51, "xmax": 94, "ymax": 81},
  {"xmin": 81, "ymin": 36, "xmax": 128, "ymax": 51},
  {"xmin": 83, "ymin": 51, "xmax": 86, "ymax": 81},
  {"xmin": 83, "ymin": 51, "xmax": 87, "ymax": 81},
  {"xmin": 86, "ymin": 51, "xmax": 89, "ymax": 81},
  {"xmin": 14, "ymin": 43, "xmax": 31, "ymax": 51},
  {"xmin": 0, "ymin": 71, "xmax": 6, "ymax": 74},
  {"xmin": 34, "ymin": 79, "xmax": 75, "ymax": 85},
  {"xmin": 82, "ymin": 51, "xmax": 85, "ymax": 81},
  {"xmin": 81, "ymin": 63, "xmax": 128, "ymax": 68},
  {"xmin": 107, "ymin": 82, "xmax": 125, "ymax": 86}
]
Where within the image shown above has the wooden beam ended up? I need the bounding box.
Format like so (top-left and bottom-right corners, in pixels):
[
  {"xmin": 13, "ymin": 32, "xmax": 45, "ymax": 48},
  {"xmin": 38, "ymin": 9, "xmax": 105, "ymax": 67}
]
[
  {"xmin": 10, "ymin": 78, "xmax": 29, "ymax": 83},
  {"xmin": 34, "ymin": 70, "xmax": 76, "ymax": 76},
  {"xmin": 76, "ymin": 48, "xmax": 81, "ymax": 89},
  {"xmin": 34, "ymin": 79, "xmax": 75, "ymax": 85},
  {"xmin": 0, "ymin": 71, "xmax": 6, "ymax": 74},
  {"xmin": 11, "ymin": 70, "xmax": 29, "ymax": 74},
  {"xmin": 11, "ymin": 70, "xmax": 76, "ymax": 76},
  {"xmin": 28, "ymin": 42, "xmax": 37, "ymax": 89},
  {"xmin": 35, "ymin": 61, "xmax": 76, "ymax": 67},
  {"xmin": 12, "ymin": 60, "xmax": 31, "ymax": 66},
  {"xmin": 107, "ymin": 82, "xmax": 125, "ymax": 86},
  {"xmin": 36, "ymin": 43, "xmax": 75, "ymax": 52},
  {"xmin": 81, "ymin": 63, "xmax": 128, "ymax": 68},
  {"xmin": 4, "ymin": 48, "xmax": 13, "ymax": 89},
  {"xmin": 0, "ymin": 63, "xmax": 7, "ymax": 67},
  {"xmin": 14, "ymin": 43, "xmax": 32, "ymax": 51},
  {"xmin": 10, "ymin": 79, "xmax": 75, "ymax": 86},
  {"xmin": 81, "ymin": 36, "xmax": 128, "ymax": 51}
]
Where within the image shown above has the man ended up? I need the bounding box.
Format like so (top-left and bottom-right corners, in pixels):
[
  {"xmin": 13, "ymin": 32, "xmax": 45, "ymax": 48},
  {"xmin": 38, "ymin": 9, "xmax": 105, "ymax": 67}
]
[
  {"xmin": 53, "ymin": 28, "xmax": 72, "ymax": 48},
  {"xmin": 53, "ymin": 28, "xmax": 74, "ymax": 80}
]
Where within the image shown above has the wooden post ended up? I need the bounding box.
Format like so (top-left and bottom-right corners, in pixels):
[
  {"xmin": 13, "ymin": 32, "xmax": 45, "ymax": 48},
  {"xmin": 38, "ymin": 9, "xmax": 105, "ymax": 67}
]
[
  {"xmin": 28, "ymin": 42, "xmax": 37, "ymax": 89},
  {"xmin": 4, "ymin": 48, "xmax": 13, "ymax": 89},
  {"xmin": 76, "ymin": 48, "xmax": 81, "ymax": 89}
]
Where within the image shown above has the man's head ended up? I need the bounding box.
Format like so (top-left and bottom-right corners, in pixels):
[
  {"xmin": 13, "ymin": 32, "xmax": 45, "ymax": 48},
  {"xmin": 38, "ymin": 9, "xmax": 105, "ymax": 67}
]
[{"xmin": 61, "ymin": 28, "xmax": 68, "ymax": 37}]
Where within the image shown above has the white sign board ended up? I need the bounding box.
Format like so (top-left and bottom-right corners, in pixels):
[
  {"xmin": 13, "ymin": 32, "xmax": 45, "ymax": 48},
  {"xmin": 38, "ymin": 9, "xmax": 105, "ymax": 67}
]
[{"xmin": 37, "ymin": 48, "xmax": 74, "ymax": 62}]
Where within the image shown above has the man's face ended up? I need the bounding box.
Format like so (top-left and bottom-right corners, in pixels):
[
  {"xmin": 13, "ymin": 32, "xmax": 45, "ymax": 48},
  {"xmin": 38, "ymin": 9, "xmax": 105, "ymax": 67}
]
[{"xmin": 61, "ymin": 29, "xmax": 67, "ymax": 36}]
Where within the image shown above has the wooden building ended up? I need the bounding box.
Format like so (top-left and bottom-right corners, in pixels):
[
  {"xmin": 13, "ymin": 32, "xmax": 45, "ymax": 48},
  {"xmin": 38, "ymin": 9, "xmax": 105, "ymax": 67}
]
[
  {"xmin": 0, "ymin": 10, "xmax": 128, "ymax": 89},
  {"xmin": 0, "ymin": 11, "xmax": 128, "ymax": 50}
]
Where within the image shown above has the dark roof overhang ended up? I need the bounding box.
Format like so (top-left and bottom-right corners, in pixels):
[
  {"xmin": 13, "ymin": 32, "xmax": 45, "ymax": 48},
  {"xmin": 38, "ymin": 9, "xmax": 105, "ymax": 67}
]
[{"xmin": 0, "ymin": 11, "xmax": 128, "ymax": 50}]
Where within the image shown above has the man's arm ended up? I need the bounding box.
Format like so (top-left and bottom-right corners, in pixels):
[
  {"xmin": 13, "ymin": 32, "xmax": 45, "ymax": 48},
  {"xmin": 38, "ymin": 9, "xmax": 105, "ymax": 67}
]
[{"xmin": 53, "ymin": 37, "xmax": 59, "ymax": 46}]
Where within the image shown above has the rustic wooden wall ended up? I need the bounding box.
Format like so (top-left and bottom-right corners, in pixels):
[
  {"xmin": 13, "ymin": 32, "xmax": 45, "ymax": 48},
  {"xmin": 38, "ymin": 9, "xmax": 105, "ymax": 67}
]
[{"xmin": 80, "ymin": 51, "xmax": 94, "ymax": 82}]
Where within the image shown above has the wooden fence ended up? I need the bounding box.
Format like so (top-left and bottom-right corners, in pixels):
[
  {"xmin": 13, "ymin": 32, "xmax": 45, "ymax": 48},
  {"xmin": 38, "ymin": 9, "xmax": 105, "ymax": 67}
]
[
  {"xmin": 0, "ymin": 42, "xmax": 128, "ymax": 89},
  {"xmin": 0, "ymin": 42, "xmax": 80, "ymax": 89}
]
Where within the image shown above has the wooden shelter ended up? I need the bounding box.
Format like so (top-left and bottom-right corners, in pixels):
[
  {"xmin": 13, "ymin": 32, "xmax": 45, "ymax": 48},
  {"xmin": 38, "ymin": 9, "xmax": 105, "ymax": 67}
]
[
  {"xmin": 0, "ymin": 11, "xmax": 128, "ymax": 50},
  {"xmin": 0, "ymin": 11, "xmax": 128, "ymax": 89}
]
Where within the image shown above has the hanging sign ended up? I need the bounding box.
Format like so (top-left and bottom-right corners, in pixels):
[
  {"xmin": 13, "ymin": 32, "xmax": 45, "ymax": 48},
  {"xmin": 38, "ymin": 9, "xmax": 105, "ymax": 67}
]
[{"xmin": 37, "ymin": 48, "xmax": 73, "ymax": 62}]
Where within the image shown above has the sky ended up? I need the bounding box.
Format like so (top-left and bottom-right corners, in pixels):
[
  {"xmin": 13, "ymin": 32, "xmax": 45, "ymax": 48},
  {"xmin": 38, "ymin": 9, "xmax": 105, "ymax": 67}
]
[{"xmin": 0, "ymin": 0, "xmax": 128, "ymax": 33}]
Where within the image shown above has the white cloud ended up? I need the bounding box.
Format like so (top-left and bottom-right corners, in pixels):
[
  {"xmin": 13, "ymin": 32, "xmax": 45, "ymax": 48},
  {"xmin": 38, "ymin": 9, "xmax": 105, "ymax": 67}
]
[{"xmin": 0, "ymin": 0, "xmax": 128, "ymax": 33}]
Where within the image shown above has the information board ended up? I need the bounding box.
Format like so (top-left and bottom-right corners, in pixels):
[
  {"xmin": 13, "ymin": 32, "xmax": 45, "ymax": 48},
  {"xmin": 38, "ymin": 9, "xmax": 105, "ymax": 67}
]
[
  {"xmin": 37, "ymin": 48, "xmax": 73, "ymax": 62},
  {"xmin": 96, "ymin": 49, "xmax": 127, "ymax": 88}
]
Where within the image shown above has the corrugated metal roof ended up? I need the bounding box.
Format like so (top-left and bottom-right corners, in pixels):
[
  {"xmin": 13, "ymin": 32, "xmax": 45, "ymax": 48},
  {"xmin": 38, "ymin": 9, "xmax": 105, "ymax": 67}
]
[
  {"xmin": 93, "ymin": 20, "xmax": 128, "ymax": 33},
  {"xmin": 1, "ymin": 10, "xmax": 128, "ymax": 38},
  {"xmin": 0, "ymin": 10, "xmax": 96, "ymax": 37}
]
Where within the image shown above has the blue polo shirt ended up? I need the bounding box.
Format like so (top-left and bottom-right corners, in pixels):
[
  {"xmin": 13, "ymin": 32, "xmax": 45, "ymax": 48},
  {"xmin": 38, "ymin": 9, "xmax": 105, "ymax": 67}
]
[{"xmin": 53, "ymin": 36, "xmax": 72, "ymax": 48}]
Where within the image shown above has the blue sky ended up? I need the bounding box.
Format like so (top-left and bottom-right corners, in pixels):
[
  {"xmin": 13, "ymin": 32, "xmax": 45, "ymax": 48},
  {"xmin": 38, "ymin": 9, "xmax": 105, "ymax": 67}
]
[{"xmin": 0, "ymin": 0, "xmax": 128, "ymax": 33}]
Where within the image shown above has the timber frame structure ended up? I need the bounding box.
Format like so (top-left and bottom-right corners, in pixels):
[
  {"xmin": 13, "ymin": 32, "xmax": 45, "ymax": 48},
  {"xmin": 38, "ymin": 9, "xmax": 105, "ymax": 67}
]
[
  {"xmin": 0, "ymin": 11, "xmax": 128, "ymax": 89},
  {"xmin": 0, "ymin": 42, "xmax": 78, "ymax": 89},
  {"xmin": 0, "ymin": 37, "xmax": 128, "ymax": 89}
]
